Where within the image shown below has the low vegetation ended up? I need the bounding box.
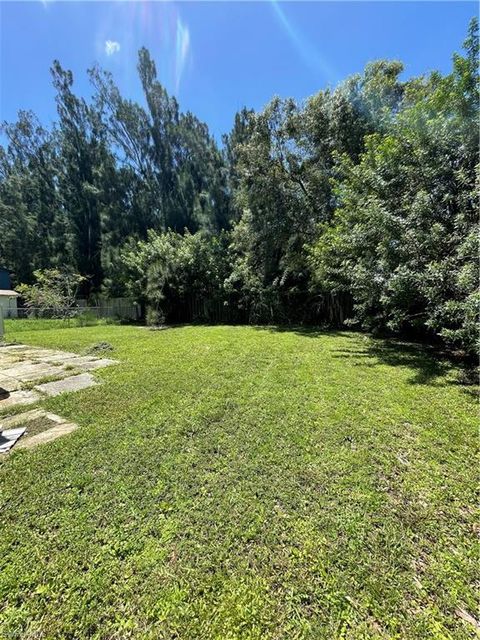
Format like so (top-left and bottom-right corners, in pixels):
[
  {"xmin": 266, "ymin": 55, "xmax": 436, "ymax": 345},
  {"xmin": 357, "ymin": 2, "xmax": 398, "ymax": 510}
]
[
  {"xmin": 4, "ymin": 316, "xmax": 116, "ymax": 334},
  {"xmin": 0, "ymin": 324, "xmax": 477, "ymax": 639}
]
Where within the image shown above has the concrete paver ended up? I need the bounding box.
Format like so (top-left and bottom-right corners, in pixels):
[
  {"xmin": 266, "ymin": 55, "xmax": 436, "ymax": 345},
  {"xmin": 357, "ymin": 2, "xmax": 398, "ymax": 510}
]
[
  {"xmin": 0, "ymin": 344, "xmax": 116, "ymax": 450},
  {"xmin": 35, "ymin": 373, "xmax": 98, "ymax": 397},
  {"xmin": 1, "ymin": 363, "xmax": 67, "ymax": 382},
  {"xmin": 0, "ymin": 375, "xmax": 23, "ymax": 392},
  {"xmin": 0, "ymin": 389, "xmax": 40, "ymax": 408},
  {"xmin": 16, "ymin": 422, "xmax": 78, "ymax": 449}
]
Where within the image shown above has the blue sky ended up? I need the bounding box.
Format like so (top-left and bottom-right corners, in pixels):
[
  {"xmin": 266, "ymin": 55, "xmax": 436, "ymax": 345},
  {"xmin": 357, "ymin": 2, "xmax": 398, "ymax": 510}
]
[{"xmin": 0, "ymin": 1, "xmax": 476, "ymax": 141}]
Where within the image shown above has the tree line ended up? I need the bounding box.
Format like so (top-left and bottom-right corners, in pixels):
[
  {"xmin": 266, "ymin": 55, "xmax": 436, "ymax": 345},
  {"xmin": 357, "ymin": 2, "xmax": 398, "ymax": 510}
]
[{"xmin": 1, "ymin": 19, "xmax": 478, "ymax": 355}]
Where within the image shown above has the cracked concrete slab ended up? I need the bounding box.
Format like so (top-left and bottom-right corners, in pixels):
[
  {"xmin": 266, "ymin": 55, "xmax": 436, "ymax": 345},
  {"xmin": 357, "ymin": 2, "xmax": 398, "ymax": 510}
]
[
  {"xmin": 40, "ymin": 352, "xmax": 86, "ymax": 364},
  {"xmin": 35, "ymin": 373, "xmax": 98, "ymax": 397},
  {"xmin": 20, "ymin": 349, "xmax": 64, "ymax": 359},
  {"xmin": 0, "ymin": 343, "xmax": 119, "ymax": 451},
  {"xmin": 0, "ymin": 344, "xmax": 29, "ymax": 351},
  {"xmin": 0, "ymin": 356, "xmax": 26, "ymax": 369},
  {"xmin": 1, "ymin": 363, "xmax": 44, "ymax": 377}
]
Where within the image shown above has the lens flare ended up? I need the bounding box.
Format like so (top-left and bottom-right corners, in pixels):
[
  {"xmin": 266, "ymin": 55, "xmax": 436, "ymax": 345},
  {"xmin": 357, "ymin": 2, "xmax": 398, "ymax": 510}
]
[
  {"xmin": 175, "ymin": 17, "xmax": 190, "ymax": 94},
  {"xmin": 270, "ymin": 0, "xmax": 335, "ymax": 83}
]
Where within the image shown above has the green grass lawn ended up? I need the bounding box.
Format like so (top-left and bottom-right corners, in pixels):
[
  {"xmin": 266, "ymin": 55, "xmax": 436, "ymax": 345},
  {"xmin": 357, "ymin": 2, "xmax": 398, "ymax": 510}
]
[{"xmin": 0, "ymin": 324, "xmax": 477, "ymax": 639}]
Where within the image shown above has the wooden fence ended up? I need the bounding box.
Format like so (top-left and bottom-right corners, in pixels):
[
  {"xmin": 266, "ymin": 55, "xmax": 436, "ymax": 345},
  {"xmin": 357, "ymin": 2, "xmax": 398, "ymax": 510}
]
[{"xmin": 164, "ymin": 292, "xmax": 352, "ymax": 327}]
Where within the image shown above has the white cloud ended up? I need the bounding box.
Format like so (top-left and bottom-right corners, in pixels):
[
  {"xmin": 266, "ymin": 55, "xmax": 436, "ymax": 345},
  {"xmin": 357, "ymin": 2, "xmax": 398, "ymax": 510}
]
[{"xmin": 105, "ymin": 40, "xmax": 120, "ymax": 56}]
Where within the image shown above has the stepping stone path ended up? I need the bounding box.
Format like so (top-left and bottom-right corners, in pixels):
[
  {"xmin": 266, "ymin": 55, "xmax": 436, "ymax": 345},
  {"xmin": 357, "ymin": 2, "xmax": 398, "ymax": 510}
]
[
  {"xmin": 0, "ymin": 344, "xmax": 117, "ymax": 452},
  {"xmin": 0, "ymin": 389, "xmax": 39, "ymax": 409},
  {"xmin": 35, "ymin": 373, "xmax": 98, "ymax": 397}
]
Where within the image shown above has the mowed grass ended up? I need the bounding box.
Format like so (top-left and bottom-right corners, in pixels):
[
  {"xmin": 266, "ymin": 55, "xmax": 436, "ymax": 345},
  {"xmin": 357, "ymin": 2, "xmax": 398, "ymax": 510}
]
[{"xmin": 0, "ymin": 324, "xmax": 477, "ymax": 640}]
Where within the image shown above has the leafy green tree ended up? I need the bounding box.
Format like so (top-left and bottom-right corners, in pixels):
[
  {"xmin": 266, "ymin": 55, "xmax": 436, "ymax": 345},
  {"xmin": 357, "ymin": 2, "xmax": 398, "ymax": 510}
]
[
  {"xmin": 309, "ymin": 18, "xmax": 479, "ymax": 354},
  {"xmin": 17, "ymin": 268, "xmax": 85, "ymax": 318},
  {"xmin": 122, "ymin": 229, "xmax": 231, "ymax": 323},
  {"xmin": 52, "ymin": 61, "xmax": 111, "ymax": 293},
  {"xmin": 0, "ymin": 112, "xmax": 67, "ymax": 283},
  {"xmin": 90, "ymin": 49, "xmax": 231, "ymax": 236}
]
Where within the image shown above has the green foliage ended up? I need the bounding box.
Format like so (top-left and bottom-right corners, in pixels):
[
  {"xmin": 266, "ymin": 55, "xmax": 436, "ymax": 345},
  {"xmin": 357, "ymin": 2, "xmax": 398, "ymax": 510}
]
[
  {"xmin": 1, "ymin": 51, "xmax": 232, "ymax": 294},
  {"xmin": 17, "ymin": 268, "xmax": 85, "ymax": 318},
  {"xmin": 146, "ymin": 307, "xmax": 165, "ymax": 327},
  {"xmin": 4, "ymin": 316, "xmax": 112, "ymax": 334},
  {"xmin": 308, "ymin": 19, "xmax": 479, "ymax": 355},
  {"xmin": 123, "ymin": 229, "xmax": 231, "ymax": 323},
  {"xmin": 0, "ymin": 112, "xmax": 67, "ymax": 284}
]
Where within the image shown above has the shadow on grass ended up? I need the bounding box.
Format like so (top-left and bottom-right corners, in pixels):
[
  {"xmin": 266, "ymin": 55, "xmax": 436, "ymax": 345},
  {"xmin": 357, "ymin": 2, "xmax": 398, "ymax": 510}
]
[
  {"xmin": 336, "ymin": 338, "xmax": 479, "ymax": 389},
  {"xmin": 251, "ymin": 325, "xmax": 351, "ymax": 340},
  {"xmin": 252, "ymin": 325, "xmax": 476, "ymax": 389},
  {"xmin": 339, "ymin": 339, "xmax": 452, "ymax": 386}
]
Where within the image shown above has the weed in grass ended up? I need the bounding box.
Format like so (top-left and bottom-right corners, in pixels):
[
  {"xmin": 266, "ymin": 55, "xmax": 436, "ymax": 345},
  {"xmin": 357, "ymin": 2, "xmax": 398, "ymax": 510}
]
[{"xmin": 84, "ymin": 341, "xmax": 114, "ymax": 356}]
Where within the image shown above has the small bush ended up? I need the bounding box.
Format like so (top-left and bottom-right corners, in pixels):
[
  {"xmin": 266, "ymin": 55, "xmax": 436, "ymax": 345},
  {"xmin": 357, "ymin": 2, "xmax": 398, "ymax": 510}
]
[
  {"xmin": 146, "ymin": 308, "xmax": 165, "ymax": 327},
  {"xmin": 75, "ymin": 311, "xmax": 99, "ymax": 327}
]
